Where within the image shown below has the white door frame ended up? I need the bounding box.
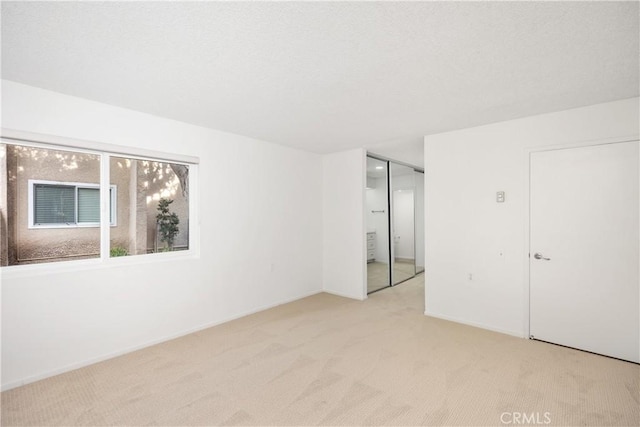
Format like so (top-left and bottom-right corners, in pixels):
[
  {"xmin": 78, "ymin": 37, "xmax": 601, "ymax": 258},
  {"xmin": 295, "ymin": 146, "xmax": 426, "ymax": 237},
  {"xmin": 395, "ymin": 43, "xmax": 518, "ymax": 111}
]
[{"xmin": 522, "ymin": 135, "xmax": 640, "ymax": 341}]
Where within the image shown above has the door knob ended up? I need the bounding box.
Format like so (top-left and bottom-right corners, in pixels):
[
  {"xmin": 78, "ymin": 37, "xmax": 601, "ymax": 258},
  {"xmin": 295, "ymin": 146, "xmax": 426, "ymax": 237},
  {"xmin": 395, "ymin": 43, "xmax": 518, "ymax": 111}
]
[{"xmin": 533, "ymin": 252, "xmax": 551, "ymax": 260}]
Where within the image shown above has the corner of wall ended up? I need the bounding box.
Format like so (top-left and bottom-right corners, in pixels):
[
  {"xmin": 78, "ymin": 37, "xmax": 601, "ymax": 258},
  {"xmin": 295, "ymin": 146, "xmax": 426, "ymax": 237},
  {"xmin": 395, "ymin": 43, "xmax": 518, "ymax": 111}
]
[{"xmin": 321, "ymin": 148, "xmax": 366, "ymax": 300}]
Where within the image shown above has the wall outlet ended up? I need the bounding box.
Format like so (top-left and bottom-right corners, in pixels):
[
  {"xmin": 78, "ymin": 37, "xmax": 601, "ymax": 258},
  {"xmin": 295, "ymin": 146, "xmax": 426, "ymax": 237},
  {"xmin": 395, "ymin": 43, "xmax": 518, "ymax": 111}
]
[{"xmin": 496, "ymin": 191, "xmax": 505, "ymax": 203}]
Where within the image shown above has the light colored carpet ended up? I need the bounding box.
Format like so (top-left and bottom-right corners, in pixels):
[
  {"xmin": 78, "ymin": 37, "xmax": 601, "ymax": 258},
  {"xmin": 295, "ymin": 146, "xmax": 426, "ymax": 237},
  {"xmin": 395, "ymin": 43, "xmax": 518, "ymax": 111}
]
[
  {"xmin": 1, "ymin": 276, "xmax": 638, "ymax": 426},
  {"xmin": 367, "ymin": 261, "xmax": 416, "ymax": 293}
]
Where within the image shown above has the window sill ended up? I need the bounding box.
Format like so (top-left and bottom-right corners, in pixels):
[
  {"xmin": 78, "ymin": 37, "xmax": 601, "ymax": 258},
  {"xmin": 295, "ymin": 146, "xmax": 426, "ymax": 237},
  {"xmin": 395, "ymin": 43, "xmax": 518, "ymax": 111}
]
[
  {"xmin": 0, "ymin": 249, "xmax": 200, "ymax": 280},
  {"xmin": 28, "ymin": 223, "xmax": 117, "ymax": 229}
]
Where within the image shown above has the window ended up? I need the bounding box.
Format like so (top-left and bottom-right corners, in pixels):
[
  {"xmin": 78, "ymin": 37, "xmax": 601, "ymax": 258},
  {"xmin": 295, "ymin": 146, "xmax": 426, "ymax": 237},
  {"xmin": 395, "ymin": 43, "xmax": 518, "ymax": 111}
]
[
  {"xmin": 30, "ymin": 180, "xmax": 117, "ymax": 227},
  {"xmin": 0, "ymin": 138, "xmax": 196, "ymax": 266},
  {"xmin": 109, "ymin": 156, "xmax": 190, "ymax": 257}
]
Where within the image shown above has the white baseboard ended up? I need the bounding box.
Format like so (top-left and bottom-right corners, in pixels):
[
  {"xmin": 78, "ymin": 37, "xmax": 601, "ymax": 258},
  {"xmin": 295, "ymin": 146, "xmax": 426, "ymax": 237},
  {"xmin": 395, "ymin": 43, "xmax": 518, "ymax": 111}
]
[
  {"xmin": 323, "ymin": 288, "xmax": 366, "ymax": 301},
  {"xmin": 424, "ymin": 310, "xmax": 525, "ymax": 338},
  {"xmin": 1, "ymin": 288, "xmax": 323, "ymax": 392}
]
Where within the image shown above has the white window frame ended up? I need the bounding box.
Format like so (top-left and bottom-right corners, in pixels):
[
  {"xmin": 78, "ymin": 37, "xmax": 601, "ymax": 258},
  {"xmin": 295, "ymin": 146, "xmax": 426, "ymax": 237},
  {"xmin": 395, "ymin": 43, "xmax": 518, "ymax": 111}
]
[
  {"xmin": 28, "ymin": 179, "xmax": 117, "ymax": 228},
  {"xmin": 1, "ymin": 129, "xmax": 200, "ymax": 274}
]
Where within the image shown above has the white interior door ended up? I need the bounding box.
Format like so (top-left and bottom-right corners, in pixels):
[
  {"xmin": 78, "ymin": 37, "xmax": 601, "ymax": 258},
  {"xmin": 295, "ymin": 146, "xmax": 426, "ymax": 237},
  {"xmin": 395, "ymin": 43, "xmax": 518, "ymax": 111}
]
[{"xmin": 530, "ymin": 141, "xmax": 639, "ymax": 363}]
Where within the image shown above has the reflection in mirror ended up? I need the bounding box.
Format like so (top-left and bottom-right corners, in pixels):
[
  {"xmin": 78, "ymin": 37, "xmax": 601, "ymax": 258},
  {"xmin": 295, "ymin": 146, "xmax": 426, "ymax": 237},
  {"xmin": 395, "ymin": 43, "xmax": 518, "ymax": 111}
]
[
  {"xmin": 391, "ymin": 163, "xmax": 416, "ymax": 284},
  {"xmin": 365, "ymin": 157, "xmax": 390, "ymax": 293}
]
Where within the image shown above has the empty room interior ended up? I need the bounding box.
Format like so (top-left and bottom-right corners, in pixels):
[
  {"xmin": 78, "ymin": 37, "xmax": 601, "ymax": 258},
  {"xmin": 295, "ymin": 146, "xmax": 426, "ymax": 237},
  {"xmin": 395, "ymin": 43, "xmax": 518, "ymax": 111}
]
[{"xmin": 1, "ymin": 2, "xmax": 639, "ymax": 426}]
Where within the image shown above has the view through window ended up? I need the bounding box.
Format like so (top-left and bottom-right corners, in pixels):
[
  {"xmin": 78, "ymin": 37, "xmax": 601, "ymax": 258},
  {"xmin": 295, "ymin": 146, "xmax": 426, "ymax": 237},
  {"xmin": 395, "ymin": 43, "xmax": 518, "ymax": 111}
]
[{"xmin": 0, "ymin": 142, "xmax": 191, "ymax": 266}]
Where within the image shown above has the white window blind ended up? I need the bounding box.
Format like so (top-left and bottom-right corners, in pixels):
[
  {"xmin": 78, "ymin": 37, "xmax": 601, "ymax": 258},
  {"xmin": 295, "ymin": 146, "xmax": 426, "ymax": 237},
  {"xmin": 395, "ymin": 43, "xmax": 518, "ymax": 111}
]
[
  {"xmin": 77, "ymin": 188, "xmax": 100, "ymax": 223},
  {"xmin": 34, "ymin": 184, "xmax": 76, "ymax": 224}
]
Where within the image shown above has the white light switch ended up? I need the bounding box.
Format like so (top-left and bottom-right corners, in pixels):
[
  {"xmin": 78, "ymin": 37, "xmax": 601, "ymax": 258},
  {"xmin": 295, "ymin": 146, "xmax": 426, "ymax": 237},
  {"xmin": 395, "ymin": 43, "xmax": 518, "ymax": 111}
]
[{"xmin": 496, "ymin": 191, "xmax": 505, "ymax": 203}]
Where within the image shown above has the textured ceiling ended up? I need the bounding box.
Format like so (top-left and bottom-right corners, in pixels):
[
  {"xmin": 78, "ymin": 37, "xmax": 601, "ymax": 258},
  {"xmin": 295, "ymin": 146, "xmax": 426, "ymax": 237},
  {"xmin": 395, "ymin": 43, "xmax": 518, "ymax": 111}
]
[{"xmin": 2, "ymin": 1, "xmax": 638, "ymax": 155}]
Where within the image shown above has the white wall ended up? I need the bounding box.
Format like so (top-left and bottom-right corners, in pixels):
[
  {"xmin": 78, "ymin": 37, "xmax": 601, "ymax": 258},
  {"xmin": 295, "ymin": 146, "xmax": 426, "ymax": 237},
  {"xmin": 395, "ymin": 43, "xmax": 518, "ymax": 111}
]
[
  {"xmin": 392, "ymin": 190, "xmax": 415, "ymax": 260},
  {"xmin": 367, "ymin": 137, "xmax": 425, "ymax": 168},
  {"xmin": 390, "ymin": 171, "xmax": 416, "ymax": 261},
  {"xmin": 414, "ymin": 172, "xmax": 425, "ymax": 270},
  {"xmin": 391, "ymin": 172, "xmax": 415, "ymax": 191},
  {"xmin": 323, "ymin": 148, "xmax": 366, "ymax": 300},
  {"xmin": 424, "ymin": 97, "xmax": 640, "ymax": 337},
  {"xmin": 0, "ymin": 80, "xmax": 323, "ymax": 390}
]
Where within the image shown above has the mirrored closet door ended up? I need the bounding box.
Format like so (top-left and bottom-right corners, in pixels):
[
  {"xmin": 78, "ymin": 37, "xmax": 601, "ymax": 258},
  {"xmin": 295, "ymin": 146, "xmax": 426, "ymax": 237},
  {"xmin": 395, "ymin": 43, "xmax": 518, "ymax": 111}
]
[
  {"xmin": 365, "ymin": 157, "xmax": 391, "ymax": 293},
  {"xmin": 391, "ymin": 163, "xmax": 416, "ymax": 285},
  {"xmin": 366, "ymin": 154, "xmax": 424, "ymax": 294}
]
